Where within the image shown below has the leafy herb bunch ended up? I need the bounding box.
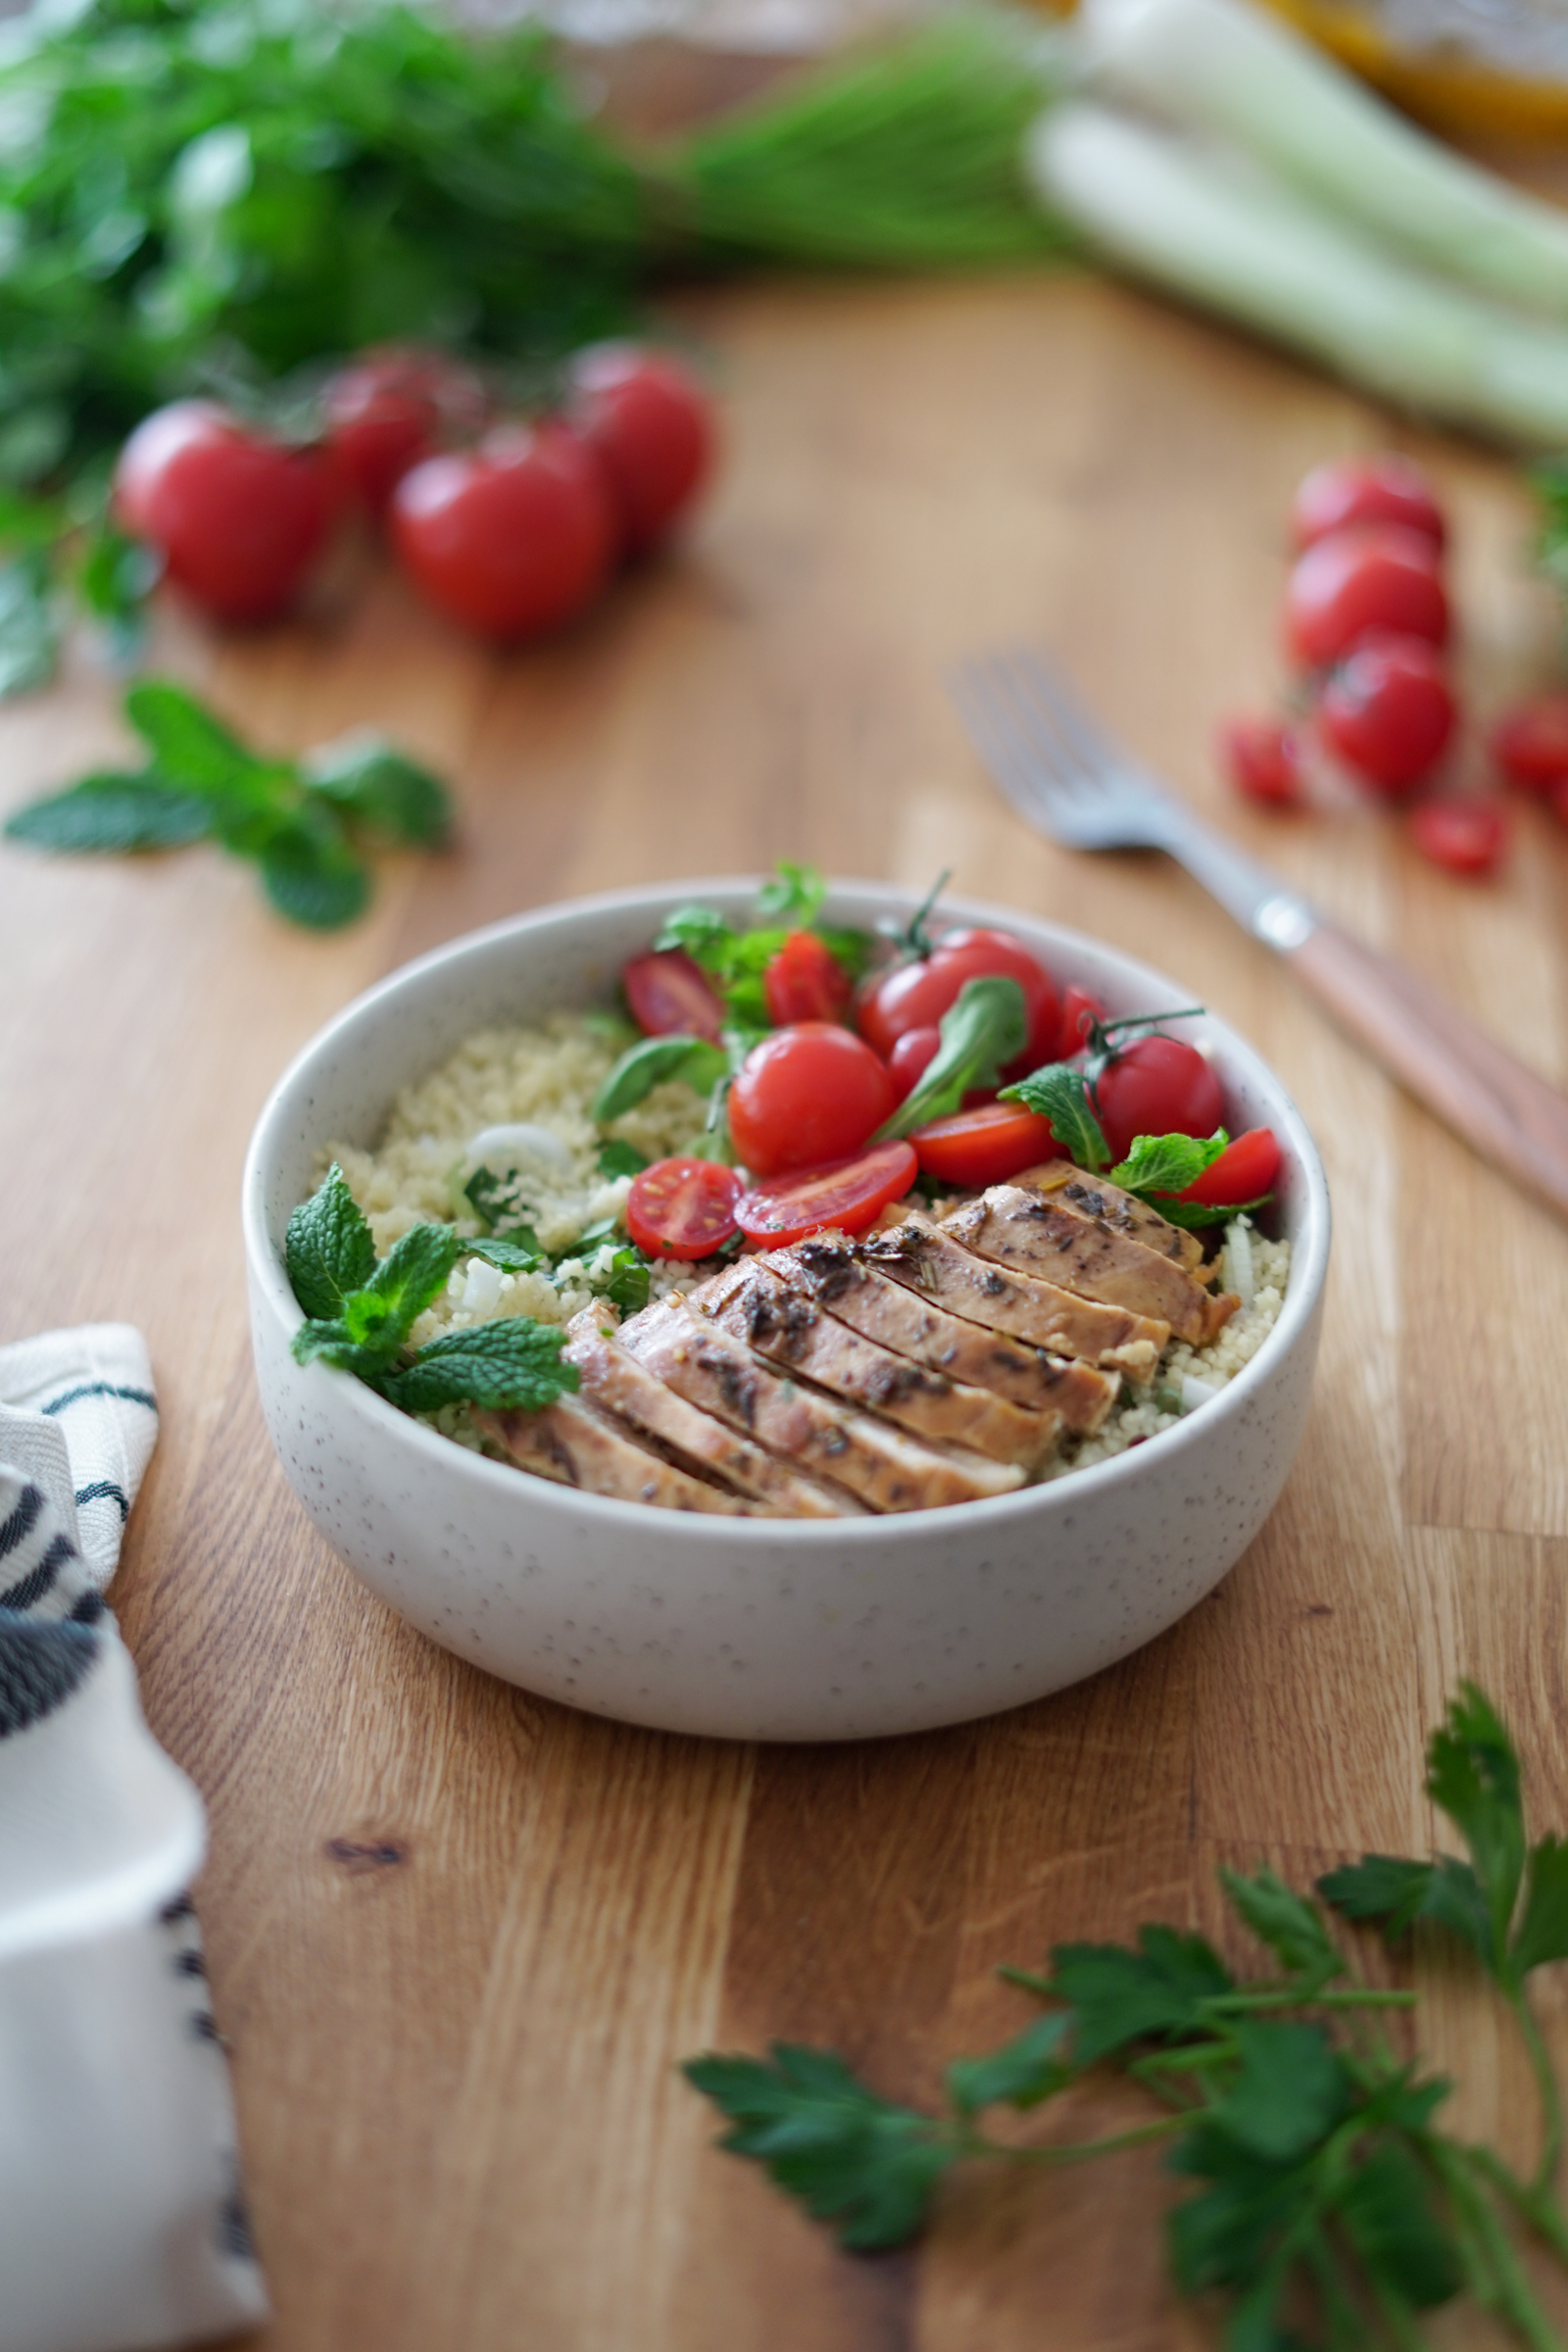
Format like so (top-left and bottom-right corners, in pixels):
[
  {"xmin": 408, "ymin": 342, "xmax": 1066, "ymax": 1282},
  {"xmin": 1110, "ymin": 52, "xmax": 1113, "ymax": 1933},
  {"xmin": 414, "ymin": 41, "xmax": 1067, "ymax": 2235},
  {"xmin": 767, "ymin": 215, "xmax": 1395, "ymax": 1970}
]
[{"xmin": 689, "ymin": 1686, "xmax": 1568, "ymax": 2352}]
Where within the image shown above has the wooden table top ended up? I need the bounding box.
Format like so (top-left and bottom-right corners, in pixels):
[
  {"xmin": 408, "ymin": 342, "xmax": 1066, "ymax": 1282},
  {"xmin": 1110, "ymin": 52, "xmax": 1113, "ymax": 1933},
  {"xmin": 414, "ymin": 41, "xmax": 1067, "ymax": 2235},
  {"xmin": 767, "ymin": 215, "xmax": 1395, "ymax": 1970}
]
[{"xmin": 6, "ymin": 267, "xmax": 1568, "ymax": 2352}]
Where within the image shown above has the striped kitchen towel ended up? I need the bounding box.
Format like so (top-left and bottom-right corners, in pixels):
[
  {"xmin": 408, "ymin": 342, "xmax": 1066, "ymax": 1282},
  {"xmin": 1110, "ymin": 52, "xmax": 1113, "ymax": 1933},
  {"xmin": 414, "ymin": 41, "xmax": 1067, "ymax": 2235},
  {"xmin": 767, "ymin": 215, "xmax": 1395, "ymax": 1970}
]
[{"xmin": 0, "ymin": 1323, "xmax": 270, "ymax": 2352}]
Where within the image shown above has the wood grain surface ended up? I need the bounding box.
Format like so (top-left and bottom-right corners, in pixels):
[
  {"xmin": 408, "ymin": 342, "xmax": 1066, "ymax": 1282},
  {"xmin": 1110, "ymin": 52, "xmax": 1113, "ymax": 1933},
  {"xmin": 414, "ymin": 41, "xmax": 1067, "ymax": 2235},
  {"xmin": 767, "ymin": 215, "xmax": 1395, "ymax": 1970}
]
[{"xmin": 6, "ymin": 266, "xmax": 1568, "ymax": 2350}]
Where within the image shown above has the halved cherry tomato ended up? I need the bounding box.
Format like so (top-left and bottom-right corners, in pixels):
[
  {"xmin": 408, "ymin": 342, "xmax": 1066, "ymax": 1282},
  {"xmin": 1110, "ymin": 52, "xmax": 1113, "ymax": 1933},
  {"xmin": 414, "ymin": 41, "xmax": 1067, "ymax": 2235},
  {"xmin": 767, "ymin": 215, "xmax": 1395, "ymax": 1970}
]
[
  {"xmin": 1284, "ymin": 526, "xmax": 1447, "ymax": 670},
  {"xmin": 1095, "ymin": 1037, "xmax": 1225, "ymax": 1161},
  {"xmin": 910, "ymin": 1102, "xmax": 1059, "ymax": 1189},
  {"xmin": 625, "ymin": 1157, "xmax": 742, "ymax": 1260},
  {"xmin": 1291, "ymin": 457, "xmax": 1446, "ymax": 555},
  {"xmin": 1056, "ymin": 984, "xmax": 1105, "ymax": 1060},
  {"xmin": 734, "ymin": 1140, "xmax": 917, "ymax": 1246},
  {"xmin": 1410, "ymin": 800, "xmax": 1509, "ymax": 877},
  {"xmin": 762, "ymin": 930, "xmax": 852, "ymax": 1026},
  {"xmin": 729, "ymin": 1023, "xmax": 896, "ymax": 1179},
  {"xmin": 1318, "ymin": 633, "xmax": 1455, "ymax": 794},
  {"xmin": 888, "ymin": 1025, "xmax": 942, "ymax": 1101},
  {"xmin": 1490, "ymin": 696, "xmax": 1568, "ymax": 794},
  {"xmin": 622, "ymin": 949, "xmax": 724, "ymax": 1043},
  {"xmin": 1219, "ymin": 717, "xmax": 1307, "ymax": 809},
  {"xmin": 1176, "ymin": 1127, "xmax": 1281, "ymax": 1207},
  {"xmin": 858, "ymin": 927, "xmax": 1058, "ymax": 1081}
]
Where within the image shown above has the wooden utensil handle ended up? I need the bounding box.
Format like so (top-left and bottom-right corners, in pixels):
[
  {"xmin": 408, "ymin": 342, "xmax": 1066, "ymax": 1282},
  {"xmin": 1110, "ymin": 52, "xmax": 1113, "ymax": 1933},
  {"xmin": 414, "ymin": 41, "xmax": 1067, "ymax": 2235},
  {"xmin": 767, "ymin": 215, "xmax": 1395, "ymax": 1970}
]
[{"xmin": 1288, "ymin": 921, "xmax": 1568, "ymax": 1221}]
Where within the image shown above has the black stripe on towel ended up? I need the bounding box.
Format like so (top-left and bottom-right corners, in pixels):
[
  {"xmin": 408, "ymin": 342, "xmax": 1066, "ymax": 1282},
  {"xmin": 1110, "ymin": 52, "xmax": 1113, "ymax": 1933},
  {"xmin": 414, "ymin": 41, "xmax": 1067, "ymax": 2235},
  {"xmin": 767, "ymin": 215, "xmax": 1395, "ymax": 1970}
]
[
  {"xmin": 42, "ymin": 1382, "xmax": 157, "ymax": 1418},
  {"xmin": 0, "ymin": 1482, "xmax": 43, "ymax": 1560},
  {"xmin": 0, "ymin": 1611, "xmax": 100, "ymax": 1738},
  {"xmin": 0, "ymin": 1530, "xmax": 78, "ymax": 1614},
  {"xmin": 74, "ymin": 1480, "xmax": 130, "ymax": 1522}
]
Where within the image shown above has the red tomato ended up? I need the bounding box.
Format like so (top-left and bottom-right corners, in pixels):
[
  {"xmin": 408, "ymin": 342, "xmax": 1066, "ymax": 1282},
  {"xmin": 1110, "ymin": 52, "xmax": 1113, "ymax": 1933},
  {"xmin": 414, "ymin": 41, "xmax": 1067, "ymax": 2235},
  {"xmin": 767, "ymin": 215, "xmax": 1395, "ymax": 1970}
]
[
  {"xmin": 1318, "ymin": 633, "xmax": 1456, "ymax": 794},
  {"xmin": 858, "ymin": 928, "xmax": 1059, "ymax": 1082},
  {"xmin": 1490, "ymin": 696, "xmax": 1568, "ymax": 794},
  {"xmin": 910, "ymin": 1102, "xmax": 1059, "ymax": 1188},
  {"xmin": 762, "ymin": 930, "xmax": 852, "ymax": 1026},
  {"xmin": 625, "ymin": 1158, "xmax": 742, "ymax": 1260},
  {"xmin": 391, "ymin": 422, "xmax": 614, "ymax": 639},
  {"xmin": 1410, "ymin": 800, "xmax": 1509, "ymax": 877},
  {"xmin": 566, "ymin": 344, "xmax": 713, "ymax": 556},
  {"xmin": 1219, "ymin": 716, "xmax": 1307, "ymax": 809},
  {"xmin": 1095, "ymin": 1037, "xmax": 1225, "ymax": 1161},
  {"xmin": 1056, "ymin": 984, "xmax": 1104, "ymax": 1060},
  {"xmin": 322, "ymin": 345, "xmax": 487, "ymax": 515},
  {"xmin": 729, "ymin": 1023, "xmax": 896, "ymax": 1179},
  {"xmin": 1291, "ymin": 457, "xmax": 1446, "ymax": 555},
  {"xmin": 1284, "ymin": 526, "xmax": 1447, "ymax": 670},
  {"xmin": 1177, "ymin": 1127, "xmax": 1281, "ymax": 1207},
  {"xmin": 734, "ymin": 1140, "xmax": 917, "ymax": 1247},
  {"xmin": 113, "ymin": 401, "xmax": 333, "ymax": 624},
  {"xmin": 622, "ymin": 949, "xmax": 724, "ymax": 1043},
  {"xmin": 888, "ymin": 1025, "xmax": 942, "ymax": 1101}
]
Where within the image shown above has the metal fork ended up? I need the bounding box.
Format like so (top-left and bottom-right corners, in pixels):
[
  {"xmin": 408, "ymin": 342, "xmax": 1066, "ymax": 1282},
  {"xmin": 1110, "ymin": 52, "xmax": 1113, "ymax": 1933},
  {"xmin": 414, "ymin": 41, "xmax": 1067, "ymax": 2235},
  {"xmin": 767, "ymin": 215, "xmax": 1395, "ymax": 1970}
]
[{"xmin": 952, "ymin": 647, "xmax": 1568, "ymax": 1226}]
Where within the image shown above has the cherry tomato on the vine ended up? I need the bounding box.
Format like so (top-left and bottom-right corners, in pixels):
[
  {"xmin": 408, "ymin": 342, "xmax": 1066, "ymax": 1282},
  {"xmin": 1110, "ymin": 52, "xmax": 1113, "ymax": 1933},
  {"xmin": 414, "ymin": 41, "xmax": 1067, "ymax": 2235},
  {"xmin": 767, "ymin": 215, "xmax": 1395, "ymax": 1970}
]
[
  {"xmin": 762, "ymin": 930, "xmax": 851, "ymax": 1026},
  {"xmin": 622, "ymin": 949, "xmax": 724, "ymax": 1043},
  {"xmin": 728, "ymin": 1024, "xmax": 896, "ymax": 1179},
  {"xmin": 1056, "ymin": 984, "xmax": 1105, "ymax": 1060},
  {"xmin": 858, "ymin": 928, "xmax": 1058, "ymax": 1082},
  {"xmin": 910, "ymin": 1102, "xmax": 1059, "ymax": 1190},
  {"xmin": 391, "ymin": 421, "xmax": 613, "ymax": 639},
  {"xmin": 1409, "ymin": 800, "xmax": 1509, "ymax": 878},
  {"xmin": 733, "ymin": 1140, "xmax": 917, "ymax": 1247},
  {"xmin": 1284, "ymin": 525, "xmax": 1447, "ymax": 670},
  {"xmin": 887, "ymin": 1025, "xmax": 942, "ymax": 1101},
  {"xmin": 1489, "ymin": 696, "xmax": 1568, "ymax": 795},
  {"xmin": 322, "ymin": 345, "xmax": 487, "ymax": 515},
  {"xmin": 625, "ymin": 1158, "xmax": 742, "ymax": 1260},
  {"xmin": 113, "ymin": 400, "xmax": 334, "ymax": 625},
  {"xmin": 1176, "ymin": 1127, "xmax": 1281, "ymax": 1208},
  {"xmin": 566, "ymin": 344, "xmax": 713, "ymax": 557},
  {"xmin": 1095, "ymin": 1037, "xmax": 1225, "ymax": 1162},
  {"xmin": 1318, "ymin": 633, "xmax": 1455, "ymax": 794},
  {"xmin": 1291, "ymin": 457, "xmax": 1446, "ymax": 556},
  {"xmin": 1219, "ymin": 717, "xmax": 1307, "ymax": 810}
]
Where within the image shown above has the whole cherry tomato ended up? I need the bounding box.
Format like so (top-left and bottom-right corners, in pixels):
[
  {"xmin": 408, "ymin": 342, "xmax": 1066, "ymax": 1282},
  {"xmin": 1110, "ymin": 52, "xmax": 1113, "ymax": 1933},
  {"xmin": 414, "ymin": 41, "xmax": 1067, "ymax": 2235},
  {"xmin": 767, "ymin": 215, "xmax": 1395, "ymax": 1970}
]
[
  {"xmin": 1095, "ymin": 1036, "xmax": 1225, "ymax": 1161},
  {"xmin": 113, "ymin": 401, "xmax": 333, "ymax": 624},
  {"xmin": 762, "ymin": 930, "xmax": 852, "ymax": 1026},
  {"xmin": 729, "ymin": 1023, "xmax": 896, "ymax": 1179},
  {"xmin": 887, "ymin": 1026, "xmax": 942, "ymax": 1101},
  {"xmin": 391, "ymin": 421, "xmax": 614, "ymax": 639},
  {"xmin": 1318, "ymin": 633, "xmax": 1456, "ymax": 794},
  {"xmin": 1489, "ymin": 696, "xmax": 1568, "ymax": 795},
  {"xmin": 1176, "ymin": 1127, "xmax": 1281, "ymax": 1207},
  {"xmin": 1291, "ymin": 456, "xmax": 1446, "ymax": 555},
  {"xmin": 858, "ymin": 928, "xmax": 1059, "ymax": 1082},
  {"xmin": 1056, "ymin": 984, "xmax": 1105, "ymax": 1060},
  {"xmin": 734, "ymin": 1140, "xmax": 917, "ymax": 1247},
  {"xmin": 566, "ymin": 344, "xmax": 713, "ymax": 556},
  {"xmin": 910, "ymin": 1102, "xmax": 1059, "ymax": 1189},
  {"xmin": 622, "ymin": 949, "xmax": 724, "ymax": 1043},
  {"xmin": 321, "ymin": 345, "xmax": 487, "ymax": 515},
  {"xmin": 626, "ymin": 1158, "xmax": 742, "ymax": 1260},
  {"xmin": 1284, "ymin": 526, "xmax": 1447, "ymax": 670},
  {"xmin": 1409, "ymin": 800, "xmax": 1509, "ymax": 877},
  {"xmin": 1219, "ymin": 717, "xmax": 1307, "ymax": 810}
]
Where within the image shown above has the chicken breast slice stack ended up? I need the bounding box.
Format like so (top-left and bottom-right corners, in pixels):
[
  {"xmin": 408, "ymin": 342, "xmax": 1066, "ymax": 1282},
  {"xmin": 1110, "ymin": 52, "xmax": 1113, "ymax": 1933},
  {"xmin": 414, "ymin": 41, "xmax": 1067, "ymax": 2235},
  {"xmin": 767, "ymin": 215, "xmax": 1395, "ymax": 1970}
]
[
  {"xmin": 942, "ymin": 1185, "xmax": 1235, "ymax": 1347},
  {"xmin": 475, "ymin": 1392, "xmax": 758, "ymax": 1512}
]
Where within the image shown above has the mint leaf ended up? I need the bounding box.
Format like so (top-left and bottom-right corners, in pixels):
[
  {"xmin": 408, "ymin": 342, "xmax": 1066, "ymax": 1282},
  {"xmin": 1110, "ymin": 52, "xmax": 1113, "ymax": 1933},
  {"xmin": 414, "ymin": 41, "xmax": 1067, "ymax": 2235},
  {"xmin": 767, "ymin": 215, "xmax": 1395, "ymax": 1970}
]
[
  {"xmin": 285, "ymin": 1164, "xmax": 377, "ymax": 1321},
  {"xmin": 258, "ymin": 817, "xmax": 372, "ymax": 931},
  {"xmin": 1050, "ymin": 1927, "xmax": 1233, "ymax": 2065},
  {"xmin": 124, "ymin": 681, "xmax": 267, "ymax": 796},
  {"xmin": 384, "ymin": 1317, "xmax": 577, "ymax": 1413},
  {"xmin": 592, "ymin": 1034, "xmax": 727, "ymax": 1123},
  {"xmin": 946, "ymin": 2013, "xmax": 1072, "ymax": 2117},
  {"xmin": 466, "ymin": 1236, "xmax": 544, "ymax": 1273},
  {"xmin": 877, "ymin": 976, "xmax": 1028, "ymax": 1141},
  {"xmin": 0, "ymin": 551, "xmax": 58, "ymax": 699},
  {"xmin": 1221, "ymin": 1868, "xmax": 1342, "ymax": 1984},
  {"xmin": 354, "ymin": 1223, "xmax": 461, "ymax": 1351},
  {"xmin": 999, "ymin": 1062, "xmax": 1108, "ymax": 1172},
  {"xmin": 289, "ymin": 1319, "xmax": 400, "ymax": 1384},
  {"xmin": 1152, "ymin": 1193, "xmax": 1272, "ymax": 1232},
  {"xmin": 597, "ymin": 1139, "xmax": 648, "ymax": 1180},
  {"xmin": 755, "ymin": 860, "xmax": 826, "ymax": 925},
  {"xmin": 4, "ymin": 771, "xmax": 212, "ymax": 853},
  {"xmin": 597, "ymin": 1246, "xmax": 651, "ymax": 1314},
  {"xmin": 1109, "ymin": 1131, "xmax": 1228, "ymax": 1198},
  {"xmin": 75, "ymin": 520, "xmax": 157, "ymax": 664},
  {"xmin": 685, "ymin": 2045, "xmax": 957, "ymax": 2250},
  {"xmin": 655, "ymin": 905, "xmax": 735, "ymax": 963},
  {"xmin": 305, "ymin": 732, "xmax": 452, "ymax": 846}
]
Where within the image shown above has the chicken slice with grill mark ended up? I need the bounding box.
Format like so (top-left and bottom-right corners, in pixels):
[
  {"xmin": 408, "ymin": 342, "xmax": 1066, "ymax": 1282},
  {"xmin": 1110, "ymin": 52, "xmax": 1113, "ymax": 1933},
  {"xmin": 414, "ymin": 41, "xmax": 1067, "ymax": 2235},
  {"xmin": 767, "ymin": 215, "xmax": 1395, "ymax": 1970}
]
[
  {"xmin": 617, "ymin": 1299, "xmax": 1024, "ymax": 1512},
  {"xmin": 563, "ymin": 1309, "xmax": 861, "ymax": 1517},
  {"xmin": 476, "ymin": 1393, "xmax": 756, "ymax": 1512},
  {"xmin": 691, "ymin": 1259, "xmax": 1061, "ymax": 1469},
  {"xmin": 1011, "ymin": 1160, "xmax": 1205, "ymax": 1273},
  {"xmin": 860, "ymin": 1209, "xmax": 1167, "ymax": 1378},
  {"xmin": 942, "ymin": 1187, "xmax": 1234, "ymax": 1346},
  {"xmin": 774, "ymin": 1233, "xmax": 1117, "ymax": 1432}
]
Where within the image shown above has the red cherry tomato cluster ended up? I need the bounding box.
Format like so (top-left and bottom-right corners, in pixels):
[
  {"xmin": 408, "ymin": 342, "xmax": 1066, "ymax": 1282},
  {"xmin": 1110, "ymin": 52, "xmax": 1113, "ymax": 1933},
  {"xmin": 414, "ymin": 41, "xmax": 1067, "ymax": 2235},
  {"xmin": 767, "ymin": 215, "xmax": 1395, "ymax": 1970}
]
[
  {"xmin": 112, "ymin": 342, "xmax": 714, "ymax": 642},
  {"xmin": 1220, "ymin": 453, "xmax": 1510, "ymax": 880}
]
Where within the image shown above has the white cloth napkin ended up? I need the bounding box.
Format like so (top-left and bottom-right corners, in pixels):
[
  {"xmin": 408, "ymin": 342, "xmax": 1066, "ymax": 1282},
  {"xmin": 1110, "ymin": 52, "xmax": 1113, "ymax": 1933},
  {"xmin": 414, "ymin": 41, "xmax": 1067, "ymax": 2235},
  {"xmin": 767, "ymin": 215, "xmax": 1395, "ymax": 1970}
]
[{"xmin": 0, "ymin": 1324, "xmax": 270, "ymax": 2352}]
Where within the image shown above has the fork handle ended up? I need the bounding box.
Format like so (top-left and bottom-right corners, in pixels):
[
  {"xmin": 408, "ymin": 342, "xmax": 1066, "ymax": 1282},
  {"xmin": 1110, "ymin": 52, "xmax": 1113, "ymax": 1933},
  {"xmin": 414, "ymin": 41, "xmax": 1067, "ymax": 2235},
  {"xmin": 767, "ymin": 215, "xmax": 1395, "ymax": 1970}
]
[{"xmin": 1286, "ymin": 921, "xmax": 1568, "ymax": 1220}]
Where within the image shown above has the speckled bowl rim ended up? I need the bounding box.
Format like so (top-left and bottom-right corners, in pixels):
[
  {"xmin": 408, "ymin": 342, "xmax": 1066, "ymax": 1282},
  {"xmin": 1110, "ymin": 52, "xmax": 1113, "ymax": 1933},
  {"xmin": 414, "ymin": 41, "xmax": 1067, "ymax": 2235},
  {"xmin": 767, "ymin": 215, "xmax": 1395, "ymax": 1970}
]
[{"xmin": 242, "ymin": 879, "xmax": 1332, "ymax": 1545}]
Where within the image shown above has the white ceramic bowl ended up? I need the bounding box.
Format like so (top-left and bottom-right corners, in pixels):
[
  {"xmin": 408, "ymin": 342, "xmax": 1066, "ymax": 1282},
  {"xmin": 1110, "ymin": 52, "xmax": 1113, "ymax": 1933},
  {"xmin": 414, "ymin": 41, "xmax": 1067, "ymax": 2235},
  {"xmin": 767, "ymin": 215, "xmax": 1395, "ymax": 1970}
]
[{"xmin": 243, "ymin": 882, "xmax": 1331, "ymax": 1742}]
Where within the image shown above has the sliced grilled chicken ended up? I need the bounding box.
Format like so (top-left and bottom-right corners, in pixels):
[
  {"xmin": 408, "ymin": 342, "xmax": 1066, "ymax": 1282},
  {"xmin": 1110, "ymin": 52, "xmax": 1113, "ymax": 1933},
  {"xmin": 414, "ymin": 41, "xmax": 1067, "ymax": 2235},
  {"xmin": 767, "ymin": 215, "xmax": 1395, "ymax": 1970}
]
[
  {"xmin": 693, "ymin": 1259, "xmax": 1061, "ymax": 1469},
  {"xmin": 564, "ymin": 1309, "xmax": 861, "ymax": 1517},
  {"xmin": 476, "ymin": 1393, "xmax": 756, "ymax": 1512},
  {"xmin": 1011, "ymin": 1160, "xmax": 1205, "ymax": 1274},
  {"xmin": 860, "ymin": 1208, "xmax": 1167, "ymax": 1378},
  {"xmin": 771, "ymin": 1233, "xmax": 1116, "ymax": 1430},
  {"xmin": 942, "ymin": 1186, "xmax": 1232, "ymax": 1346},
  {"xmin": 617, "ymin": 1300, "xmax": 1025, "ymax": 1512}
]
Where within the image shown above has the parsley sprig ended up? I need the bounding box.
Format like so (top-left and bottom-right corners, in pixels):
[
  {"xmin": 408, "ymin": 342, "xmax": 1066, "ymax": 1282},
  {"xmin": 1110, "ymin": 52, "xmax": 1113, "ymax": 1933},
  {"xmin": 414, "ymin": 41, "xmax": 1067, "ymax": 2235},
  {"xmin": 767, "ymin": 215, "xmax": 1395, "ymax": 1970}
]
[
  {"xmin": 689, "ymin": 1686, "xmax": 1568, "ymax": 2351},
  {"xmin": 5, "ymin": 681, "xmax": 450, "ymax": 927}
]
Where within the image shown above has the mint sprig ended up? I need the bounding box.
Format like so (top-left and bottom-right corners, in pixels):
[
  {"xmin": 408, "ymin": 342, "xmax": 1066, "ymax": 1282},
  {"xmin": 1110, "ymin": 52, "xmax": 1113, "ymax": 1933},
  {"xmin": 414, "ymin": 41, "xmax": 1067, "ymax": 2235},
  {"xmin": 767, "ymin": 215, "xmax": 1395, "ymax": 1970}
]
[{"xmin": 999, "ymin": 1062, "xmax": 1108, "ymax": 1170}]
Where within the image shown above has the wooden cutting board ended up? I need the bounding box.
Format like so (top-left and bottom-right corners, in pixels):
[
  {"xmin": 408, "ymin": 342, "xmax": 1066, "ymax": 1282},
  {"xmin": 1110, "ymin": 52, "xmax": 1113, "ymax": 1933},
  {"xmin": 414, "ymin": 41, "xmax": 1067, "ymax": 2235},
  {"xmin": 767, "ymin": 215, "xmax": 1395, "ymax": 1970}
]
[{"xmin": 4, "ymin": 267, "xmax": 1567, "ymax": 2349}]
